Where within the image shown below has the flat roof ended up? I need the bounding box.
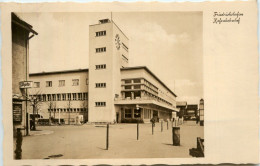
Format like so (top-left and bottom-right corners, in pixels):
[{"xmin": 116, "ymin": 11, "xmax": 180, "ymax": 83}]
[
  {"xmin": 29, "ymin": 68, "xmax": 88, "ymax": 76},
  {"xmin": 121, "ymin": 66, "xmax": 177, "ymax": 97},
  {"xmin": 89, "ymin": 19, "xmax": 129, "ymax": 40}
]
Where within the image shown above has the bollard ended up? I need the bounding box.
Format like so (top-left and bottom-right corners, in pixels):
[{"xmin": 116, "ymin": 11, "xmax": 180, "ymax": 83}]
[
  {"xmin": 172, "ymin": 127, "xmax": 180, "ymax": 146},
  {"xmin": 15, "ymin": 128, "xmax": 23, "ymax": 159},
  {"xmin": 106, "ymin": 124, "xmax": 109, "ymax": 150},
  {"xmin": 137, "ymin": 122, "xmax": 139, "ymax": 140},
  {"xmin": 152, "ymin": 123, "xmax": 154, "ymax": 135},
  {"xmin": 161, "ymin": 121, "xmax": 163, "ymax": 132},
  {"xmin": 167, "ymin": 121, "xmax": 168, "ymax": 130}
]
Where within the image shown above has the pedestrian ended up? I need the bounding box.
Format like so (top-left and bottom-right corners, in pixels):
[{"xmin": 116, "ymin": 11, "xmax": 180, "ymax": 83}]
[{"xmin": 196, "ymin": 115, "xmax": 199, "ymax": 124}]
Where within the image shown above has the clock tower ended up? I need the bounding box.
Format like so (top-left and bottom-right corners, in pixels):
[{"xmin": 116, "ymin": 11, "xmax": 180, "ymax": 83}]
[{"xmin": 88, "ymin": 19, "xmax": 129, "ymax": 123}]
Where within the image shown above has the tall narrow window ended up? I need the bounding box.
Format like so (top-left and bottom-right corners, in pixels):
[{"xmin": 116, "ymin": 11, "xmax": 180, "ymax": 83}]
[
  {"xmin": 72, "ymin": 93, "xmax": 77, "ymax": 100},
  {"xmin": 57, "ymin": 94, "xmax": 61, "ymax": 101},
  {"xmin": 78, "ymin": 93, "xmax": 82, "ymax": 100},
  {"xmin": 52, "ymin": 94, "xmax": 56, "ymax": 101},
  {"xmin": 62, "ymin": 94, "xmax": 66, "ymax": 100},
  {"xmin": 67, "ymin": 93, "xmax": 71, "ymax": 100}
]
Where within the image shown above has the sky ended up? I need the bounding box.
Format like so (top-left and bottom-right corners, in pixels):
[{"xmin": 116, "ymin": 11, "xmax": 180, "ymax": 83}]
[{"xmin": 17, "ymin": 12, "xmax": 203, "ymax": 104}]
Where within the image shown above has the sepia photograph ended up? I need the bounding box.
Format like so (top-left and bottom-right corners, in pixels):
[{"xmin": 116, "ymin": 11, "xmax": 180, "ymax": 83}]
[{"xmin": 12, "ymin": 11, "xmax": 203, "ymax": 159}]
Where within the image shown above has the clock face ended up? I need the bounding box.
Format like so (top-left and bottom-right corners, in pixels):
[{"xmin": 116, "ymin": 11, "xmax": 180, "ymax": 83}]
[{"xmin": 115, "ymin": 34, "xmax": 121, "ymax": 50}]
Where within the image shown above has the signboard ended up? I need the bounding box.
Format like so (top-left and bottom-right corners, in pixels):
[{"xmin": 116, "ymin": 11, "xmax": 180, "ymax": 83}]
[
  {"xmin": 13, "ymin": 102, "xmax": 22, "ymax": 123},
  {"xmin": 19, "ymin": 81, "xmax": 33, "ymax": 89}
]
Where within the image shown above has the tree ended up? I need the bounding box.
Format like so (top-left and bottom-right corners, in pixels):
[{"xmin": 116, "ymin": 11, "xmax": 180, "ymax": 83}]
[
  {"xmin": 46, "ymin": 101, "xmax": 55, "ymax": 125},
  {"xmin": 29, "ymin": 90, "xmax": 43, "ymax": 131},
  {"xmin": 81, "ymin": 100, "xmax": 88, "ymax": 123}
]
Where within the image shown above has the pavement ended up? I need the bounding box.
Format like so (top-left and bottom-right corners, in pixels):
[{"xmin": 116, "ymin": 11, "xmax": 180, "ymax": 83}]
[{"xmin": 18, "ymin": 121, "xmax": 204, "ymax": 159}]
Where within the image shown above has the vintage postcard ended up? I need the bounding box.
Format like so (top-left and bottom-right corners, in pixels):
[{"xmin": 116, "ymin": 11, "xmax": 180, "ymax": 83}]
[{"xmin": 0, "ymin": 1, "xmax": 259, "ymax": 165}]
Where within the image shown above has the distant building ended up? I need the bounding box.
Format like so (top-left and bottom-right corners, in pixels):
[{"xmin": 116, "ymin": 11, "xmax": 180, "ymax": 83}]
[
  {"xmin": 12, "ymin": 13, "xmax": 37, "ymax": 136},
  {"xmin": 28, "ymin": 19, "xmax": 178, "ymax": 124},
  {"xmin": 186, "ymin": 104, "xmax": 198, "ymax": 120},
  {"xmin": 176, "ymin": 101, "xmax": 187, "ymax": 118}
]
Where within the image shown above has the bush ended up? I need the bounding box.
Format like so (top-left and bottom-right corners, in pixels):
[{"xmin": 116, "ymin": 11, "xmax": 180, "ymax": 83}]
[{"xmin": 121, "ymin": 118, "xmax": 144, "ymax": 123}]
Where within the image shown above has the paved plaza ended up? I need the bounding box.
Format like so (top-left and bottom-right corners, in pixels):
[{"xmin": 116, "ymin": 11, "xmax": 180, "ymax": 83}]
[{"xmin": 18, "ymin": 121, "xmax": 204, "ymax": 159}]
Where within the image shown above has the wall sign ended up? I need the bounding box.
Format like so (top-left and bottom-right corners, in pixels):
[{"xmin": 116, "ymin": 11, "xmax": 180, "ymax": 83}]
[{"xmin": 19, "ymin": 81, "xmax": 33, "ymax": 89}]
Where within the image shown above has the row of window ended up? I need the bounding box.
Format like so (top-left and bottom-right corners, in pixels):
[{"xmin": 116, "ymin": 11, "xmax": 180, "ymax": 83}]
[
  {"xmin": 124, "ymin": 109, "xmax": 141, "ymax": 118},
  {"xmin": 95, "ymin": 102, "xmax": 106, "ymax": 107},
  {"xmin": 34, "ymin": 79, "xmax": 88, "ymax": 88},
  {"xmin": 96, "ymin": 31, "xmax": 106, "ymax": 37},
  {"xmin": 124, "ymin": 79, "xmax": 141, "ymax": 84},
  {"xmin": 30, "ymin": 92, "xmax": 88, "ymax": 101},
  {"xmin": 48, "ymin": 108, "xmax": 87, "ymax": 112},
  {"xmin": 144, "ymin": 108, "xmax": 152, "ymax": 119},
  {"xmin": 124, "ymin": 85, "xmax": 141, "ymax": 90},
  {"xmin": 96, "ymin": 64, "xmax": 106, "ymax": 70},
  {"xmin": 96, "ymin": 83, "xmax": 106, "ymax": 88},
  {"xmin": 96, "ymin": 47, "xmax": 106, "ymax": 53}
]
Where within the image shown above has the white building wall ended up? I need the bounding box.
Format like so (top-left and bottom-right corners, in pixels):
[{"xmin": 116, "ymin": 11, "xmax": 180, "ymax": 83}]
[
  {"xmin": 28, "ymin": 71, "xmax": 88, "ymax": 121},
  {"xmin": 89, "ymin": 20, "xmax": 129, "ymax": 123}
]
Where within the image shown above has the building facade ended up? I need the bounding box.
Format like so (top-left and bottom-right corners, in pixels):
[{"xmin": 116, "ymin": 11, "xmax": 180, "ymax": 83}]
[
  {"xmin": 28, "ymin": 19, "xmax": 178, "ymax": 123},
  {"xmin": 12, "ymin": 13, "xmax": 37, "ymax": 136}
]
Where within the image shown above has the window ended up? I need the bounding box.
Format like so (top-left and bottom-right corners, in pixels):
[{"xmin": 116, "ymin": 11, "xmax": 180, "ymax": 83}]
[
  {"xmin": 52, "ymin": 94, "xmax": 56, "ymax": 101},
  {"xmin": 34, "ymin": 82, "xmax": 40, "ymax": 88},
  {"xmin": 122, "ymin": 54, "xmax": 128, "ymax": 63},
  {"xmin": 96, "ymin": 30, "xmax": 106, "ymax": 37},
  {"xmin": 78, "ymin": 93, "xmax": 82, "ymax": 100},
  {"xmin": 125, "ymin": 109, "xmax": 132, "ymax": 118},
  {"xmin": 125, "ymin": 80, "xmax": 131, "ymax": 84},
  {"xmin": 46, "ymin": 81, "xmax": 52, "ymax": 87},
  {"xmin": 47, "ymin": 94, "xmax": 51, "ymax": 101},
  {"xmin": 72, "ymin": 79, "xmax": 79, "ymax": 86},
  {"xmin": 134, "ymin": 85, "xmax": 141, "ymax": 89},
  {"xmin": 83, "ymin": 93, "xmax": 88, "ymax": 100},
  {"xmin": 62, "ymin": 94, "xmax": 66, "ymax": 101},
  {"xmin": 96, "ymin": 83, "xmax": 106, "ymax": 88},
  {"xmin": 95, "ymin": 102, "xmax": 106, "ymax": 107},
  {"xmin": 134, "ymin": 109, "xmax": 141, "ymax": 118},
  {"xmin": 86, "ymin": 79, "xmax": 88, "ymax": 85},
  {"xmin": 72, "ymin": 93, "xmax": 77, "ymax": 100},
  {"xmin": 96, "ymin": 47, "xmax": 106, "ymax": 53},
  {"xmin": 125, "ymin": 85, "xmax": 131, "ymax": 89},
  {"xmin": 133, "ymin": 79, "xmax": 141, "ymax": 83},
  {"xmin": 67, "ymin": 93, "xmax": 71, "ymax": 100},
  {"xmin": 59, "ymin": 80, "xmax": 65, "ymax": 87},
  {"xmin": 95, "ymin": 64, "xmax": 106, "ymax": 70},
  {"xmin": 57, "ymin": 94, "xmax": 61, "ymax": 101},
  {"xmin": 122, "ymin": 42, "xmax": 128, "ymax": 52},
  {"xmin": 42, "ymin": 94, "xmax": 46, "ymax": 101}
]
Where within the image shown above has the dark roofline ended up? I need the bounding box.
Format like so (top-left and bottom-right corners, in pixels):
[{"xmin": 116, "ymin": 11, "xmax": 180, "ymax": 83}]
[
  {"xmin": 29, "ymin": 68, "xmax": 88, "ymax": 76},
  {"xmin": 121, "ymin": 66, "xmax": 177, "ymax": 97},
  {"xmin": 12, "ymin": 13, "xmax": 38, "ymax": 35}
]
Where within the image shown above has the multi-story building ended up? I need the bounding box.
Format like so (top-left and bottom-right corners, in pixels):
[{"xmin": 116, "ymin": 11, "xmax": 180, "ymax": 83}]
[
  {"xmin": 28, "ymin": 18, "xmax": 178, "ymax": 124},
  {"xmin": 12, "ymin": 13, "xmax": 38, "ymax": 136}
]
